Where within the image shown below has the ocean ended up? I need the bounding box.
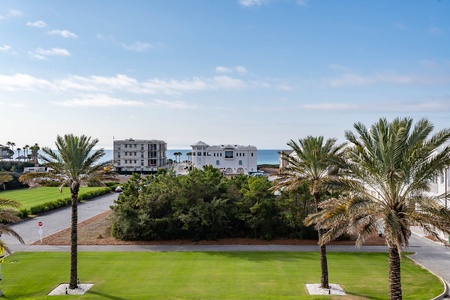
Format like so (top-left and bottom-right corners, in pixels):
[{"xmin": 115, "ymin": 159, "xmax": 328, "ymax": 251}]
[{"xmin": 100, "ymin": 149, "xmax": 280, "ymax": 165}]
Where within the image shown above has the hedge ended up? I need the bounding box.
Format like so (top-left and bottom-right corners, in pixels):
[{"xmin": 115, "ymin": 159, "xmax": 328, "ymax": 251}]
[{"xmin": 17, "ymin": 187, "xmax": 111, "ymax": 218}]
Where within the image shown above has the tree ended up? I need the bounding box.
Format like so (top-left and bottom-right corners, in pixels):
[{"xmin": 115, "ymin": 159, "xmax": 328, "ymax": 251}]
[
  {"xmin": 273, "ymin": 136, "xmax": 346, "ymax": 289},
  {"xmin": 186, "ymin": 152, "xmax": 192, "ymax": 161},
  {"xmin": 0, "ymin": 198, "xmax": 24, "ymax": 251},
  {"xmin": 6, "ymin": 142, "xmax": 15, "ymax": 156},
  {"xmin": 307, "ymin": 117, "xmax": 450, "ymax": 300},
  {"xmin": 174, "ymin": 152, "xmax": 182, "ymax": 163},
  {"xmin": 0, "ymin": 173, "xmax": 13, "ymax": 190},
  {"xmin": 39, "ymin": 134, "xmax": 109, "ymax": 289},
  {"xmin": 30, "ymin": 143, "xmax": 40, "ymax": 165},
  {"xmin": 16, "ymin": 148, "xmax": 21, "ymax": 159},
  {"xmin": 23, "ymin": 145, "xmax": 29, "ymax": 158}
]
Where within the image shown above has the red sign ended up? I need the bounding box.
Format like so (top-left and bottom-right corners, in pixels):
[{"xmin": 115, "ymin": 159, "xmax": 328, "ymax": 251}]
[{"xmin": 38, "ymin": 221, "xmax": 43, "ymax": 227}]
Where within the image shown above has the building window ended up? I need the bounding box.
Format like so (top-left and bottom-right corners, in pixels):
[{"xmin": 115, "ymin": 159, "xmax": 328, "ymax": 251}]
[
  {"xmin": 125, "ymin": 160, "xmax": 128, "ymax": 164},
  {"xmin": 251, "ymin": 153, "xmax": 254, "ymax": 156},
  {"xmin": 225, "ymin": 150, "xmax": 233, "ymax": 158},
  {"xmin": 216, "ymin": 160, "xmax": 220, "ymax": 165},
  {"xmin": 239, "ymin": 160, "xmax": 242, "ymax": 165},
  {"xmin": 197, "ymin": 152, "xmax": 202, "ymax": 156}
]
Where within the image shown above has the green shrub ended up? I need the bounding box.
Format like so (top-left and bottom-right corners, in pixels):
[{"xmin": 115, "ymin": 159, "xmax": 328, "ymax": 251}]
[{"xmin": 27, "ymin": 187, "xmax": 111, "ymax": 215}]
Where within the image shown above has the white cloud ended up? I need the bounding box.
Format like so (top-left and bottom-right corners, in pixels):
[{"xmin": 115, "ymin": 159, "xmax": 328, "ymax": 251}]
[
  {"xmin": 238, "ymin": 0, "xmax": 268, "ymax": 7},
  {"xmin": 55, "ymin": 94, "xmax": 146, "ymax": 108},
  {"xmin": 235, "ymin": 66, "xmax": 248, "ymax": 74},
  {"xmin": 27, "ymin": 20, "xmax": 47, "ymax": 28},
  {"xmin": 0, "ymin": 73, "xmax": 54, "ymax": 91},
  {"xmin": 46, "ymin": 30, "xmax": 78, "ymax": 38},
  {"xmin": 0, "ymin": 45, "xmax": 11, "ymax": 52},
  {"xmin": 150, "ymin": 99, "xmax": 195, "ymax": 110},
  {"xmin": 216, "ymin": 66, "xmax": 233, "ymax": 74},
  {"xmin": 122, "ymin": 42, "xmax": 154, "ymax": 52},
  {"xmin": 29, "ymin": 48, "xmax": 71, "ymax": 60},
  {"xmin": 1, "ymin": 9, "xmax": 22, "ymax": 19},
  {"xmin": 300, "ymin": 100, "xmax": 450, "ymax": 112},
  {"xmin": 238, "ymin": 0, "xmax": 306, "ymax": 7},
  {"xmin": 216, "ymin": 65, "xmax": 248, "ymax": 74},
  {"xmin": 326, "ymin": 71, "xmax": 450, "ymax": 88},
  {"xmin": 0, "ymin": 72, "xmax": 267, "ymax": 96}
]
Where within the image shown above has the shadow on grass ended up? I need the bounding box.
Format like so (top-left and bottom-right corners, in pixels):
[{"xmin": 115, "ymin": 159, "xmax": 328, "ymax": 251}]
[
  {"xmin": 202, "ymin": 251, "xmax": 319, "ymax": 262},
  {"xmin": 87, "ymin": 291, "xmax": 127, "ymax": 300}
]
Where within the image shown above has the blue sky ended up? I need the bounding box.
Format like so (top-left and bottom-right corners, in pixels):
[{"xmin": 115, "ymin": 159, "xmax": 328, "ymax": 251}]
[{"xmin": 1, "ymin": 0, "xmax": 449, "ymax": 150}]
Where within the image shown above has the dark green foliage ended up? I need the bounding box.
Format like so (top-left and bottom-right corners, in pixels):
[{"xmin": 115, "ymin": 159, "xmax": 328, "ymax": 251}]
[
  {"xmin": 111, "ymin": 167, "xmax": 319, "ymax": 241},
  {"xmin": 0, "ymin": 161, "xmax": 34, "ymax": 173},
  {"xmin": 1, "ymin": 172, "xmax": 28, "ymax": 190}
]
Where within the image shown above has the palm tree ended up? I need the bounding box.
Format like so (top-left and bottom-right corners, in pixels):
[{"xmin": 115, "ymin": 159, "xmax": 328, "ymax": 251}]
[
  {"xmin": 0, "ymin": 173, "xmax": 13, "ymax": 191},
  {"xmin": 0, "ymin": 197, "xmax": 25, "ymax": 250},
  {"xmin": 307, "ymin": 117, "xmax": 450, "ymax": 300},
  {"xmin": 273, "ymin": 136, "xmax": 346, "ymax": 289},
  {"xmin": 23, "ymin": 145, "xmax": 29, "ymax": 158},
  {"xmin": 6, "ymin": 142, "xmax": 15, "ymax": 155},
  {"xmin": 16, "ymin": 148, "xmax": 21, "ymax": 159},
  {"xmin": 174, "ymin": 152, "xmax": 182, "ymax": 163},
  {"xmin": 39, "ymin": 134, "xmax": 109, "ymax": 289},
  {"xmin": 0, "ymin": 197, "xmax": 25, "ymax": 296},
  {"xmin": 186, "ymin": 152, "xmax": 192, "ymax": 162},
  {"xmin": 30, "ymin": 143, "xmax": 40, "ymax": 165}
]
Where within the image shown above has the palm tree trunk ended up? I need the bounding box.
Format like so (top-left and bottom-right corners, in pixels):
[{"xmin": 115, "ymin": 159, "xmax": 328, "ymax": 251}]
[
  {"xmin": 319, "ymin": 232, "xmax": 329, "ymax": 289},
  {"xmin": 69, "ymin": 183, "xmax": 79, "ymax": 289},
  {"xmin": 314, "ymin": 192, "xmax": 329, "ymax": 289},
  {"xmin": 388, "ymin": 245, "xmax": 402, "ymax": 300}
]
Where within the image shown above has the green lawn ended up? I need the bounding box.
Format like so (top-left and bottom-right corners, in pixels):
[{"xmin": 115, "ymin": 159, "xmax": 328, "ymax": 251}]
[
  {"xmin": 0, "ymin": 187, "xmax": 104, "ymax": 210},
  {"xmin": 0, "ymin": 252, "xmax": 442, "ymax": 299}
]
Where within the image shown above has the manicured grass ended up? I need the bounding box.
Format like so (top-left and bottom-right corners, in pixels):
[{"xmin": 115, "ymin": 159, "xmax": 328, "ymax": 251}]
[
  {"xmin": 1, "ymin": 252, "xmax": 443, "ymax": 299},
  {"xmin": 0, "ymin": 187, "xmax": 104, "ymax": 210}
]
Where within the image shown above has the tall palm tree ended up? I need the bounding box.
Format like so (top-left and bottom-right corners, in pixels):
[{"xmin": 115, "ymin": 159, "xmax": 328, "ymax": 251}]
[
  {"xmin": 30, "ymin": 143, "xmax": 40, "ymax": 165},
  {"xmin": 16, "ymin": 148, "xmax": 21, "ymax": 160},
  {"xmin": 40, "ymin": 134, "xmax": 109, "ymax": 289},
  {"xmin": 186, "ymin": 152, "xmax": 192, "ymax": 162},
  {"xmin": 23, "ymin": 145, "xmax": 29, "ymax": 158},
  {"xmin": 6, "ymin": 142, "xmax": 15, "ymax": 154},
  {"xmin": 307, "ymin": 117, "xmax": 450, "ymax": 300},
  {"xmin": 273, "ymin": 136, "xmax": 346, "ymax": 289},
  {"xmin": 174, "ymin": 152, "xmax": 182, "ymax": 163}
]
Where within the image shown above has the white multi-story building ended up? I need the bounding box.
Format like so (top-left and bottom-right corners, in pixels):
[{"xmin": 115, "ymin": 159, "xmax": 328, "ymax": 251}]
[
  {"xmin": 190, "ymin": 141, "xmax": 257, "ymax": 175},
  {"xmin": 113, "ymin": 138, "xmax": 167, "ymax": 173}
]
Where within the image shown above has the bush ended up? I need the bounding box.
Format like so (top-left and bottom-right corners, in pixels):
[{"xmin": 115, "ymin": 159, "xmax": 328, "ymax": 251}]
[{"xmin": 25, "ymin": 187, "xmax": 111, "ymax": 216}]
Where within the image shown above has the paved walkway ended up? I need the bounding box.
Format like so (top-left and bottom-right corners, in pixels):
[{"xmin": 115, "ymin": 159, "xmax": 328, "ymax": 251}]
[{"xmin": 3, "ymin": 193, "xmax": 450, "ymax": 297}]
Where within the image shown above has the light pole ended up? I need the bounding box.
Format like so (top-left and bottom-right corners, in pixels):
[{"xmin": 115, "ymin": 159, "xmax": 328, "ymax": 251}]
[{"xmin": 445, "ymin": 167, "xmax": 448, "ymax": 209}]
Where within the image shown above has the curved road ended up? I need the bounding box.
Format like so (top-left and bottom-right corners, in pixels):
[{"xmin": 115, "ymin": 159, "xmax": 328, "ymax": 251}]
[{"xmin": 3, "ymin": 192, "xmax": 450, "ymax": 297}]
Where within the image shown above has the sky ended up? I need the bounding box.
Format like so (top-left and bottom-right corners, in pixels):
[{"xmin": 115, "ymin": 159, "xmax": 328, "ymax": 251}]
[{"xmin": 1, "ymin": 0, "xmax": 450, "ymax": 150}]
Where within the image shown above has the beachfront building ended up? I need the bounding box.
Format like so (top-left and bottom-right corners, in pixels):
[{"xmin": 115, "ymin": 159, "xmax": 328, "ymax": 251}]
[
  {"xmin": 190, "ymin": 141, "xmax": 257, "ymax": 175},
  {"xmin": 113, "ymin": 138, "xmax": 167, "ymax": 173}
]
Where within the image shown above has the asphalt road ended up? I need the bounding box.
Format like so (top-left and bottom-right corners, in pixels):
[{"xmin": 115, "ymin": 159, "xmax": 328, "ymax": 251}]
[{"xmin": 2, "ymin": 192, "xmax": 119, "ymax": 248}]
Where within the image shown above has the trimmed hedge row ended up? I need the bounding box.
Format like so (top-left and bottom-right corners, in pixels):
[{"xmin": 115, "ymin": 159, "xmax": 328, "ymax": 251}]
[{"xmin": 17, "ymin": 187, "xmax": 112, "ymax": 218}]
